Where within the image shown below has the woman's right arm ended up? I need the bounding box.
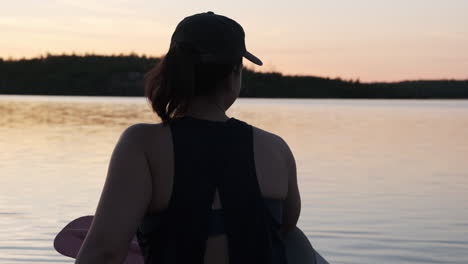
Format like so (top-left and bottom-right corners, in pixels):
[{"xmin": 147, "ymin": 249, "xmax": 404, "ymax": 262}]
[{"xmin": 280, "ymin": 140, "xmax": 301, "ymax": 235}]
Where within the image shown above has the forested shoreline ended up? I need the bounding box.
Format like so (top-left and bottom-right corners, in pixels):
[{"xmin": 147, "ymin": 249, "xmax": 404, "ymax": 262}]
[{"xmin": 1, "ymin": 54, "xmax": 467, "ymax": 98}]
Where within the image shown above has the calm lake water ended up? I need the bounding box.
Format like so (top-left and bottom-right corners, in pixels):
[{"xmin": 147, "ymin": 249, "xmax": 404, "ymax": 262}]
[{"xmin": 1, "ymin": 95, "xmax": 468, "ymax": 264}]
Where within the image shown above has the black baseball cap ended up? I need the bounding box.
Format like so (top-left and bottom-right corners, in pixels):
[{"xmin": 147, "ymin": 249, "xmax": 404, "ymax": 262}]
[{"xmin": 170, "ymin": 11, "xmax": 263, "ymax": 66}]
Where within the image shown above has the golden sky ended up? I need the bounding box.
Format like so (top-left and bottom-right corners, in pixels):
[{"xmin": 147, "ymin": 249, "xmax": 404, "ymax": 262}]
[{"xmin": 1, "ymin": 0, "xmax": 467, "ymax": 82}]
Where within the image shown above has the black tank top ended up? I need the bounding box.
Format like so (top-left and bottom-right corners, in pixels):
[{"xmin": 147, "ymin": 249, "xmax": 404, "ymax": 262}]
[{"xmin": 136, "ymin": 116, "xmax": 287, "ymax": 264}]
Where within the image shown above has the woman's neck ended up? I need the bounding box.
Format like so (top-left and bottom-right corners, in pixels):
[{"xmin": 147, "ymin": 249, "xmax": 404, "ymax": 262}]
[{"xmin": 184, "ymin": 96, "xmax": 230, "ymax": 121}]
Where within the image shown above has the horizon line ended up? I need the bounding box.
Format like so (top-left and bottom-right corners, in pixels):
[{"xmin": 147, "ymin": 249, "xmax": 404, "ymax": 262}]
[{"xmin": 2, "ymin": 52, "xmax": 467, "ymax": 84}]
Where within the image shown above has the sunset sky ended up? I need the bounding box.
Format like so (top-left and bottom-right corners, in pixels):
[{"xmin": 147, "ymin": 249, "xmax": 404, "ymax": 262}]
[{"xmin": 1, "ymin": 0, "xmax": 467, "ymax": 82}]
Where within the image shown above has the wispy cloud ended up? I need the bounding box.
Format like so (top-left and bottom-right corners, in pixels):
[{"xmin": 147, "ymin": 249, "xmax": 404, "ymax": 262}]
[
  {"xmin": 0, "ymin": 15, "xmax": 172, "ymax": 39},
  {"xmin": 52, "ymin": 0, "xmax": 138, "ymax": 17}
]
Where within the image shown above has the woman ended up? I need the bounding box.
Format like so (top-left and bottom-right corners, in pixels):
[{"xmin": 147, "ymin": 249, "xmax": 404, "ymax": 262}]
[{"xmin": 75, "ymin": 11, "xmax": 301, "ymax": 264}]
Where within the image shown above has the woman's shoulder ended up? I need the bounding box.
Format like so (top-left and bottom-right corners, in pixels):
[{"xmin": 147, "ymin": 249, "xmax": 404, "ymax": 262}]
[
  {"xmin": 118, "ymin": 122, "xmax": 171, "ymax": 149},
  {"xmin": 120, "ymin": 122, "xmax": 165, "ymax": 136},
  {"xmin": 250, "ymin": 124, "xmax": 293, "ymax": 161},
  {"xmin": 251, "ymin": 125, "xmax": 284, "ymax": 145}
]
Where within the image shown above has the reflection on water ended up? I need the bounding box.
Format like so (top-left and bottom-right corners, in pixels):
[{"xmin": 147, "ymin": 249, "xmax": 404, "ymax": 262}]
[{"xmin": 1, "ymin": 95, "xmax": 468, "ymax": 264}]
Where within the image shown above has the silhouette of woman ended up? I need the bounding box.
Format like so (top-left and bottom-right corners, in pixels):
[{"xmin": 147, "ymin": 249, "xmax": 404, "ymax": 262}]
[{"xmin": 54, "ymin": 11, "xmax": 327, "ymax": 264}]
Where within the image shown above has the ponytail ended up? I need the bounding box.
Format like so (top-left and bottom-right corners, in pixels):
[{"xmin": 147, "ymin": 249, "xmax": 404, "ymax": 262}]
[
  {"xmin": 144, "ymin": 43, "xmax": 197, "ymax": 123},
  {"xmin": 144, "ymin": 45, "xmax": 242, "ymax": 124}
]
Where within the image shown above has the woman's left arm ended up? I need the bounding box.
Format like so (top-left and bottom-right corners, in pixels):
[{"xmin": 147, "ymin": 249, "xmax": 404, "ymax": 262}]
[{"xmin": 75, "ymin": 124, "xmax": 152, "ymax": 264}]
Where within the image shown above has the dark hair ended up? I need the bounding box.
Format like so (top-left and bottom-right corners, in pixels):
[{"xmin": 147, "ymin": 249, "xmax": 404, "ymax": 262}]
[{"xmin": 144, "ymin": 43, "xmax": 242, "ymax": 124}]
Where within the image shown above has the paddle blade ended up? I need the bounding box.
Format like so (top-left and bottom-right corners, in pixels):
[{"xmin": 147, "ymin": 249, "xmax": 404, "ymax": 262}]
[{"xmin": 54, "ymin": 215, "xmax": 143, "ymax": 264}]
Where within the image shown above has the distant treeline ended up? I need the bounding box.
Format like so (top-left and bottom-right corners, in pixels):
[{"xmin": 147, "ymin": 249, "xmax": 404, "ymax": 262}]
[{"xmin": 0, "ymin": 54, "xmax": 467, "ymax": 98}]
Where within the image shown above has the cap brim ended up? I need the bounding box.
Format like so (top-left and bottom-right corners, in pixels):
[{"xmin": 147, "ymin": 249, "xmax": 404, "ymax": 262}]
[{"xmin": 244, "ymin": 50, "xmax": 263, "ymax": 66}]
